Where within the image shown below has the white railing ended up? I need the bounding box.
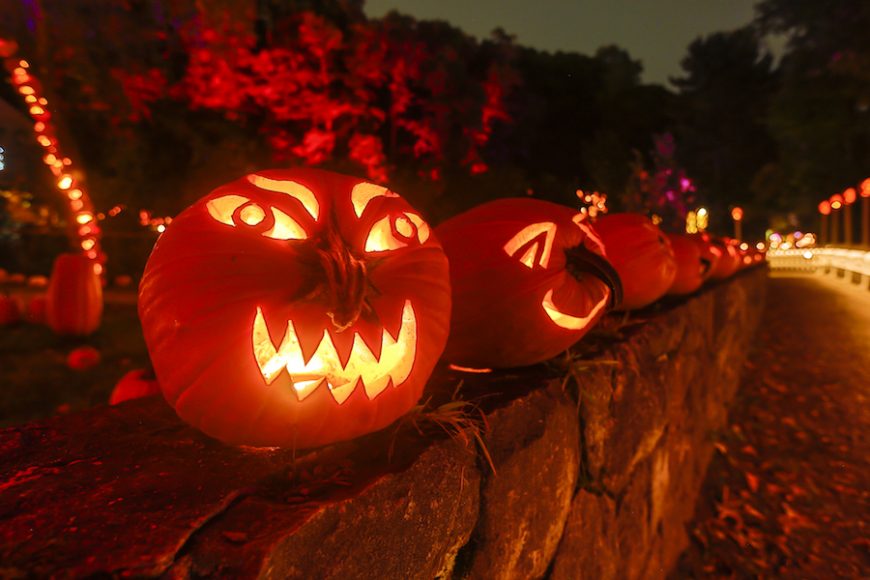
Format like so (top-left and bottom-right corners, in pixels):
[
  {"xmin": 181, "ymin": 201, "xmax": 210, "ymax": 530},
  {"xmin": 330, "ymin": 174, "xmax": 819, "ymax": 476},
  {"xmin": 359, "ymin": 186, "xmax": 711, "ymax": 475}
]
[{"xmin": 767, "ymin": 247, "xmax": 870, "ymax": 281}]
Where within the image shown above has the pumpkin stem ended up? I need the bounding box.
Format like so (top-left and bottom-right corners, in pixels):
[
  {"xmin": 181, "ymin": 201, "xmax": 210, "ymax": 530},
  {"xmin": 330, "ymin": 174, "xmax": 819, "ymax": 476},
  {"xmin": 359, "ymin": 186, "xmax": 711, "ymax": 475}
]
[
  {"xmin": 318, "ymin": 228, "xmax": 367, "ymax": 332},
  {"xmin": 564, "ymin": 244, "xmax": 624, "ymax": 309}
]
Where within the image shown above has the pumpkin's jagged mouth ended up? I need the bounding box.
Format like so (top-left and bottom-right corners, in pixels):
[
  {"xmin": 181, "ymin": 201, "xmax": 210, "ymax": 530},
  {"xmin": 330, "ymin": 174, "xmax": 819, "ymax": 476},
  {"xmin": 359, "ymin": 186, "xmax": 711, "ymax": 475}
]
[
  {"xmin": 542, "ymin": 287, "xmax": 610, "ymax": 330},
  {"xmin": 252, "ymin": 301, "xmax": 417, "ymax": 404}
]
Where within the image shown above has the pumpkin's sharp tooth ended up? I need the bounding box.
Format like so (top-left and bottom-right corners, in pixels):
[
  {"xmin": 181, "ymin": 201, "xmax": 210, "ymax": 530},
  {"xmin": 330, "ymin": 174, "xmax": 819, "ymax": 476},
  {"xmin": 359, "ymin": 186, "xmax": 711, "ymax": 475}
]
[
  {"xmin": 389, "ymin": 301, "xmax": 417, "ymax": 386},
  {"xmin": 329, "ymin": 378, "xmax": 357, "ymax": 404},
  {"xmin": 363, "ymin": 374, "xmax": 391, "ymax": 399},
  {"xmin": 292, "ymin": 377, "xmax": 324, "ymax": 401}
]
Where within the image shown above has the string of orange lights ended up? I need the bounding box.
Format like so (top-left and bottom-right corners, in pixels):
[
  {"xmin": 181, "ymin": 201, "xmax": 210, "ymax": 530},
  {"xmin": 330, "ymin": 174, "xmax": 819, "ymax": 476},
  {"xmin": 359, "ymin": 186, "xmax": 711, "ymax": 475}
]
[{"xmin": 2, "ymin": 40, "xmax": 106, "ymax": 275}]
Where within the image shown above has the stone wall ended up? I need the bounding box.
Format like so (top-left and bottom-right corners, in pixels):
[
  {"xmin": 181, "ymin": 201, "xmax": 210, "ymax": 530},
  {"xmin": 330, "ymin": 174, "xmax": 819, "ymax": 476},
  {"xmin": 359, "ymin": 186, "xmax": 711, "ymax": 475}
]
[{"xmin": 0, "ymin": 267, "xmax": 767, "ymax": 579}]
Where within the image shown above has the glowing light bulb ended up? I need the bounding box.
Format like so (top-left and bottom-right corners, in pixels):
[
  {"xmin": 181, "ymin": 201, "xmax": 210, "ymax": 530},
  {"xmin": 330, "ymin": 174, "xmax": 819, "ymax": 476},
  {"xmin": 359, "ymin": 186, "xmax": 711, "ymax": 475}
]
[
  {"xmin": 81, "ymin": 239, "xmax": 95, "ymax": 251},
  {"xmin": 76, "ymin": 213, "xmax": 94, "ymax": 225},
  {"xmin": 57, "ymin": 175, "xmax": 73, "ymax": 190}
]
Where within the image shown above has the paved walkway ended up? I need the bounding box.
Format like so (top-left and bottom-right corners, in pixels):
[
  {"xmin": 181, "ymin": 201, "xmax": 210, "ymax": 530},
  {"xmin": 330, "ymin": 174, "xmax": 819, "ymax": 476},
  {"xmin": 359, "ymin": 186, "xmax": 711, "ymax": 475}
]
[{"xmin": 676, "ymin": 273, "xmax": 870, "ymax": 578}]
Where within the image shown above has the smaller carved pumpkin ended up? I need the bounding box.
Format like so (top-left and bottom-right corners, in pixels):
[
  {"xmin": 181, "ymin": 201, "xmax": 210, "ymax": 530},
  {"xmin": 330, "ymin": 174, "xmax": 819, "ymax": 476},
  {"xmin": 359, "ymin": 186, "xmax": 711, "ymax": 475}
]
[
  {"xmin": 46, "ymin": 253, "xmax": 103, "ymax": 336},
  {"xmin": 436, "ymin": 198, "xmax": 621, "ymax": 368},
  {"xmin": 67, "ymin": 346, "xmax": 101, "ymax": 371},
  {"xmin": 666, "ymin": 233, "xmax": 707, "ymax": 296},
  {"xmin": 592, "ymin": 213, "xmax": 677, "ymax": 310},
  {"xmin": 109, "ymin": 369, "xmax": 161, "ymax": 405}
]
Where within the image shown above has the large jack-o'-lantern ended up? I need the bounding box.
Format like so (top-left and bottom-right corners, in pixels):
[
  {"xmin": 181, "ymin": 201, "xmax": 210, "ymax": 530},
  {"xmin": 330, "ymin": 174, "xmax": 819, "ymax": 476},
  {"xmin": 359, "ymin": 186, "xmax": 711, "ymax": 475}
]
[
  {"xmin": 139, "ymin": 169, "xmax": 450, "ymax": 448},
  {"xmin": 592, "ymin": 213, "xmax": 677, "ymax": 311},
  {"xmin": 436, "ymin": 198, "xmax": 621, "ymax": 368}
]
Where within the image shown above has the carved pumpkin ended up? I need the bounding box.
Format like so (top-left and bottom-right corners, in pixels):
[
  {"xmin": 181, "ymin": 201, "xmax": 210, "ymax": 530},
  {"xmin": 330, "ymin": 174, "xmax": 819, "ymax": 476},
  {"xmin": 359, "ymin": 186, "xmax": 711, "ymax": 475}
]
[
  {"xmin": 666, "ymin": 233, "xmax": 708, "ymax": 296},
  {"xmin": 67, "ymin": 346, "xmax": 101, "ymax": 371},
  {"xmin": 592, "ymin": 213, "xmax": 677, "ymax": 310},
  {"xmin": 0, "ymin": 294, "xmax": 21, "ymax": 325},
  {"xmin": 706, "ymin": 236, "xmax": 741, "ymax": 280},
  {"xmin": 109, "ymin": 369, "xmax": 161, "ymax": 405},
  {"xmin": 139, "ymin": 169, "xmax": 450, "ymax": 448},
  {"xmin": 687, "ymin": 232, "xmax": 722, "ymax": 283},
  {"xmin": 46, "ymin": 253, "xmax": 103, "ymax": 335},
  {"xmin": 436, "ymin": 198, "xmax": 621, "ymax": 368}
]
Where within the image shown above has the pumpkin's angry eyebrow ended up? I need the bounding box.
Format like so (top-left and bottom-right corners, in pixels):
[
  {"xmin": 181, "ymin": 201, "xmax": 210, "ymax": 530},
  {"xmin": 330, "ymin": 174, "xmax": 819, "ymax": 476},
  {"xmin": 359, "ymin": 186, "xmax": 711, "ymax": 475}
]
[
  {"xmin": 247, "ymin": 174, "xmax": 320, "ymax": 221},
  {"xmin": 351, "ymin": 182, "xmax": 399, "ymax": 218}
]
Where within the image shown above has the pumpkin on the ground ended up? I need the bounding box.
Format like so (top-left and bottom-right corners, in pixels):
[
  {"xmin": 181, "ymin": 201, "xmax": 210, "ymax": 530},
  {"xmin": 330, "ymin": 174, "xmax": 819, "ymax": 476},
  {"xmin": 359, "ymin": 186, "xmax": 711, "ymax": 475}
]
[
  {"xmin": 592, "ymin": 213, "xmax": 677, "ymax": 310},
  {"xmin": 26, "ymin": 294, "xmax": 47, "ymax": 324},
  {"xmin": 139, "ymin": 169, "xmax": 451, "ymax": 448},
  {"xmin": 67, "ymin": 346, "xmax": 101, "ymax": 371},
  {"xmin": 436, "ymin": 198, "xmax": 621, "ymax": 368},
  {"xmin": 109, "ymin": 369, "xmax": 161, "ymax": 405},
  {"xmin": 0, "ymin": 294, "xmax": 21, "ymax": 325},
  {"xmin": 46, "ymin": 253, "xmax": 103, "ymax": 335}
]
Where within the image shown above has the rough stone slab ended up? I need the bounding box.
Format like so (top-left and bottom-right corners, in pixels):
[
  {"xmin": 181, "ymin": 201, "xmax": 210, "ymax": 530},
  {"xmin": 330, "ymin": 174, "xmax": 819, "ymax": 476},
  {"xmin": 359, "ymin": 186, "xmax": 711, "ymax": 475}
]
[
  {"xmin": 169, "ymin": 436, "xmax": 480, "ymax": 579},
  {"xmin": 0, "ymin": 397, "xmax": 297, "ymax": 577},
  {"xmin": 550, "ymin": 490, "xmax": 619, "ymax": 580},
  {"xmin": 461, "ymin": 381, "xmax": 580, "ymax": 580},
  {"xmin": 0, "ymin": 395, "xmax": 480, "ymax": 579}
]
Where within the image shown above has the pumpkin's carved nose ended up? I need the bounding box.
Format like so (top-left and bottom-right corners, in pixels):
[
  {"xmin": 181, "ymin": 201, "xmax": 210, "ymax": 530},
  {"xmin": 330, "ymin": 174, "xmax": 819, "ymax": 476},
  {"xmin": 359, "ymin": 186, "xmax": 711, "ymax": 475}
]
[{"xmin": 317, "ymin": 229, "xmax": 367, "ymax": 332}]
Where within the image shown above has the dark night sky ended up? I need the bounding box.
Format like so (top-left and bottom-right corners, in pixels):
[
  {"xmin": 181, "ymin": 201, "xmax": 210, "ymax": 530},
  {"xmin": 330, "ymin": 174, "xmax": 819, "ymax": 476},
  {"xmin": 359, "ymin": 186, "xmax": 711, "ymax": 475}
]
[{"xmin": 365, "ymin": 0, "xmax": 766, "ymax": 86}]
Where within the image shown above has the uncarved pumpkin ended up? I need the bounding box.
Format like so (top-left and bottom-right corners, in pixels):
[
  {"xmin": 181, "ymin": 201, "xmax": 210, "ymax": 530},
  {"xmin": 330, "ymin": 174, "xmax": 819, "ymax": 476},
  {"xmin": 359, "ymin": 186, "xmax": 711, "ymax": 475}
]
[
  {"xmin": 592, "ymin": 213, "xmax": 677, "ymax": 310},
  {"xmin": 666, "ymin": 233, "xmax": 706, "ymax": 296},
  {"xmin": 139, "ymin": 168, "xmax": 451, "ymax": 448},
  {"xmin": 46, "ymin": 253, "xmax": 103, "ymax": 335},
  {"xmin": 26, "ymin": 294, "xmax": 48, "ymax": 324},
  {"xmin": 436, "ymin": 198, "xmax": 621, "ymax": 368},
  {"xmin": 67, "ymin": 346, "xmax": 101, "ymax": 371},
  {"xmin": 0, "ymin": 294, "xmax": 21, "ymax": 325},
  {"xmin": 109, "ymin": 369, "xmax": 161, "ymax": 405}
]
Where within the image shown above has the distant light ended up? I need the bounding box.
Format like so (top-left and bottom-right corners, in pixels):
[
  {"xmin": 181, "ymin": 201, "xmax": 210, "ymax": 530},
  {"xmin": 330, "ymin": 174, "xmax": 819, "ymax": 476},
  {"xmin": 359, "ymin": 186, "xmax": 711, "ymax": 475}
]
[
  {"xmin": 862, "ymin": 178, "xmax": 870, "ymax": 198},
  {"xmin": 697, "ymin": 207, "xmax": 708, "ymax": 217},
  {"xmin": 830, "ymin": 193, "xmax": 843, "ymax": 210},
  {"xmin": 818, "ymin": 200, "xmax": 831, "ymax": 215},
  {"xmin": 730, "ymin": 206, "xmax": 744, "ymax": 221},
  {"xmin": 843, "ymin": 188, "xmax": 857, "ymax": 205},
  {"xmin": 156, "ymin": 224, "xmax": 166, "ymax": 233},
  {"xmin": 756, "ymin": 242, "xmax": 766, "ymax": 250},
  {"xmin": 57, "ymin": 175, "xmax": 73, "ymax": 190},
  {"xmin": 802, "ymin": 251, "xmax": 813, "ymax": 260}
]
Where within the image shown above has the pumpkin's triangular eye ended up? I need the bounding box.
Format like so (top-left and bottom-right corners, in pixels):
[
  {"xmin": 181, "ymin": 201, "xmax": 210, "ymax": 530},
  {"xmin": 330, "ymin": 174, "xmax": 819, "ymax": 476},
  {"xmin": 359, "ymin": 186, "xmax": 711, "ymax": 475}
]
[
  {"xmin": 503, "ymin": 222, "xmax": 556, "ymax": 269},
  {"xmin": 206, "ymin": 194, "xmax": 307, "ymax": 240},
  {"xmin": 365, "ymin": 211, "xmax": 430, "ymax": 252},
  {"xmin": 351, "ymin": 182, "xmax": 399, "ymax": 218}
]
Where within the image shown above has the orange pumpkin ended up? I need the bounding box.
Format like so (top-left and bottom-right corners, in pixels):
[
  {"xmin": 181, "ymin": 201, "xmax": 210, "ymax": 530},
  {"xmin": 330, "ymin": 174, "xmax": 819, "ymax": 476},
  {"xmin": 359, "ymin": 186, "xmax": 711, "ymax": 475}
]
[
  {"xmin": 109, "ymin": 369, "xmax": 161, "ymax": 405},
  {"xmin": 592, "ymin": 213, "xmax": 677, "ymax": 310},
  {"xmin": 46, "ymin": 253, "xmax": 103, "ymax": 335},
  {"xmin": 26, "ymin": 294, "xmax": 48, "ymax": 324},
  {"xmin": 139, "ymin": 169, "xmax": 451, "ymax": 448},
  {"xmin": 706, "ymin": 236, "xmax": 741, "ymax": 280},
  {"xmin": 0, "ymin": 294, "xmax": 21, "ymax": 325},
  {"xmin": 67, "ymin": 346, "xmax": 101, "ymax": 371},
  {"xmin": 436, "ymin": 198, "xmax": 621, "ymax": 368},
  {"xmin": 666, "ymin": 233, "xmax": 708, "ymax": 296}
]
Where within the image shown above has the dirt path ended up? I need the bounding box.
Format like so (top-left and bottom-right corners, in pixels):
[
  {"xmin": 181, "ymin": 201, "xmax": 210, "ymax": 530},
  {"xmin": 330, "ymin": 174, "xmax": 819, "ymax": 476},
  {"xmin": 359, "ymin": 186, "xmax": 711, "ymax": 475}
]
[{"xmin": 675, "ymin": 274, "xmax": 870, "ymax": 578}]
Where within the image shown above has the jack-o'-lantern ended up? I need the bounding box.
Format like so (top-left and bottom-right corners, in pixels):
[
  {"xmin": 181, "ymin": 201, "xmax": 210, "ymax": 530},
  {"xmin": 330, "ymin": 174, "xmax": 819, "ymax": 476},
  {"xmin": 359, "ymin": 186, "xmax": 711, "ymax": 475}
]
[
  {"xmin": 436, "ymin": 198, "xmax": 621, "ymax": 368},
  {"xmin": 139, "ymin": 169, "xmax": 450, "ymax": 448},
  {"xmin": 592, "ymin": 213, "xmax": 677, "ymax": 310},
  {"xmin": 666, "ymin": 233, "xmax": 709, "ymax": 296},
  {"xmin": 687, "ymin": 232, "xmax": 722, "ymax": 283},
  {"xmin": 109, "ymin": 369, "xmax": 161, "ymax": 405},
  {"xmin": 705, "ymin": 236, "xmax": 740, "ymax": 280}
]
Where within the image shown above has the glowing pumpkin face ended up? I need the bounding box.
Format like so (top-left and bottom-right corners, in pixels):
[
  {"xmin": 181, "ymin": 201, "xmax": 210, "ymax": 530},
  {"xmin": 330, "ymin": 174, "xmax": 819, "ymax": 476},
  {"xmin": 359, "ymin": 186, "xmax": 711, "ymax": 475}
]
[
  {"xmin": 436, "ymin": 198, "xmax": 621, "ymax": 368},
  {"xmin": 139, "ymin": 169, "xmax": 450, "ymax": 448}
]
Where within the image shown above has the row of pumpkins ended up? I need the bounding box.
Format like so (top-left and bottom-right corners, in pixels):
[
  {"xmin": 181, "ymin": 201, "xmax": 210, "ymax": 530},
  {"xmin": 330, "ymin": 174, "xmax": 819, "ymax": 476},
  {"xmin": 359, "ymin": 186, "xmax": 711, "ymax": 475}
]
[{"xmin": 8, "ymin": 169, "xmax": 766, "ymax": 450}]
